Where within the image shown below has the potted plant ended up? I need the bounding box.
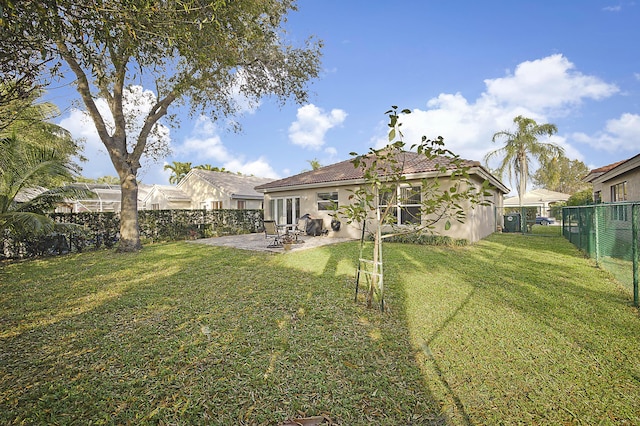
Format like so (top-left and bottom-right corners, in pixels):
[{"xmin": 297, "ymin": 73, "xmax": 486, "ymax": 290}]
[
  {"xmin": 281, "ymin": 233, "xmax": 295, "ymax": 250},
  {"xmin": 328, "ymin": 202, "xmax": 341, "ymax": 232}
]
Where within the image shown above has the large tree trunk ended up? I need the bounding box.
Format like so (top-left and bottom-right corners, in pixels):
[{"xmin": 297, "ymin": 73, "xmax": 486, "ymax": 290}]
[{"xmin": 118, "ymin": 172, "xmax": 142, "ymax": 252}]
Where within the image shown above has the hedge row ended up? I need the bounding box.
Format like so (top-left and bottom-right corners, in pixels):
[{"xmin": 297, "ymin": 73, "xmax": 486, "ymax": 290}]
[{"xmin": 1, "ymin": 209, "xmax": 264, "ymax": 260}]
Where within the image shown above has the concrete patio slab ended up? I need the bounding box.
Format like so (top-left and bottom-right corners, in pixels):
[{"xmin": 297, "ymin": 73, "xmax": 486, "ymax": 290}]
[{"xmin": 189, "ymin": 232, "xmax": 356, "ymax": 253}]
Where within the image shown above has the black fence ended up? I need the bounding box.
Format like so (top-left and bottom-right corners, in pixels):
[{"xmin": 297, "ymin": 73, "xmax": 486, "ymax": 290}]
[{"xmin": 1, "ymin": 209, "xmax": 264, "ymax": 260}]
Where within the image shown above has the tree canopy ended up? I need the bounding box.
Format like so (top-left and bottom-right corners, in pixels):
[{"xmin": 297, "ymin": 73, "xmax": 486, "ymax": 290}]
[
  {"xmin": 566, "ymin": 188, "xmax": 593, "ymax": 206},
  {"xmin": 1, "ymin": 0, "xmax": 322, "ymax": 251},
  {"xmin": 76, "ymin": 175, "xmax": 121, "ymax": 185},
  {"xmin": 485, "ymin": 115, "xmax": 563, "ymax": 206},
  {"xmin": 164, "ymin": 161, "xmax": 193, "ymax": 185},
  {"xmin": 0, "ymin": 81, "xmax": 90, "ymax": 235},
  {"xmin": 532, "ymin": 155, "xmax": 591, "ymax": 194},
  {"xmin": 0, "ymin": 82, "xmax": 83, "ymax": 187}
]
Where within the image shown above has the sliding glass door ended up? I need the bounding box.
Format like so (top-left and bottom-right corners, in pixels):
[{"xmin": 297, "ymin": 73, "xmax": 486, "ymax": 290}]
[{"xmin": 270, "ymin": 197, "xmax": 300, "ymax": 226}]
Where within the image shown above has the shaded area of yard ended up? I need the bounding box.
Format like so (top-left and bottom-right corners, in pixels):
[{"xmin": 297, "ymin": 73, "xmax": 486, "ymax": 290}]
[
  {"xmin": 386, "ymin": 229, "xmax": 640, "ymax": 424},
  {"xmin": 1, "ymin": 228, "xmax": 639, "ymax": 424},
  {"xmin": 0, "ymin": 243, "xmax": 440, "ymax": 425}
]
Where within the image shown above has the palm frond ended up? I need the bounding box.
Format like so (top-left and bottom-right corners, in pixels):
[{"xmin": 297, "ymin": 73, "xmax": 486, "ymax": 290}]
[{"xmin": 0, "ymin": 210, "xmax": 56, "ymax": 235}]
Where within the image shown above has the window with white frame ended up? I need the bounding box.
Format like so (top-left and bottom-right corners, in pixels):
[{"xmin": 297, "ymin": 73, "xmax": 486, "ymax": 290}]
[
  {"xmin": 611, "ymin": 182, "xmax": 628, "ymax": 221},
  {"xmin": 237, "ymin": 200, "xmax": 246, "ymax": 209},
  {"xmin": 378, "ymin": 185, "xmax": 422, "ymax": 225},
  {"xmin": 317, "ymin": 192, "xmax": 338, "ymax": 211},
  {"xmin": 611, "ymin": 182, "xmax": 627, "ymax": 202},
  {"xmin": 210, "ymin": 201, "xmax": 223, "ymax": 210}
]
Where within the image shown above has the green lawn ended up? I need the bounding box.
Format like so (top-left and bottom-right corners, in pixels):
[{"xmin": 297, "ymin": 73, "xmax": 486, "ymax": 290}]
[{"xmin": 1, "ymin": 231, "xmax": 639, "ymax": 425}]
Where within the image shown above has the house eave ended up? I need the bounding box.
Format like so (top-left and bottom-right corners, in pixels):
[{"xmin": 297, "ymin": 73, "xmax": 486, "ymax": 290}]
[
  {"xmin": 257, "ymin": 167, "xmax": 510, "ymax": 194},
  {"xmin": 231, "ymin": 193, "xmax": 263, "ymax": 200},
  {"xmin": 591, "ymin": 153, "xmax": 640, "ymax": 185},
  {"xmin": 256, "ymin": 178, "xmax": 368, "ymax": 194}
]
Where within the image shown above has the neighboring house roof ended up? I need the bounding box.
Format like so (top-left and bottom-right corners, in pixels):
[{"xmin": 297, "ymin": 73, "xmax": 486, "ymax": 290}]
[
  {"xmin": 504, "ymin": 188, "xmax": 570, "ymax": 206},
  {"xmin": 583, "ymin": 157, "xmax": 632, "ymax": 183},
  {"xmin": 180, "ymin": 169, "xmax": 274, "ymax": 199},
  {"xmin": 255, "ymin": 151, "xmax": 509, "ymax": 193},
  {"xmin": 585, "ymin": 152, "xmax": 640, "ymax": 185},
  {"xmin": 142, "ymin": 185, "xmax": 191, "ymax": 204},
  {"xmin": 48, "ymin": 183, "xmax": 155, "ymax": 212},
  {"xmin": 66, "ymin": 183, "xmax": 154, "ymax": 204}
]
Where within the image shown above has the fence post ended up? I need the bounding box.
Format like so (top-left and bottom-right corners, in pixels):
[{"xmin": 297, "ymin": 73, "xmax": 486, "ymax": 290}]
[
  {"xmin": 577, "ymin": 207, "xmax": 583, "ymax": 249},
  {"xmin": 594, "ymin": 205, "xmax": 600, "ymax": 267},
  {"xmin": 632, "ymin": 203, "xmax": 638, "ymax": 307}
]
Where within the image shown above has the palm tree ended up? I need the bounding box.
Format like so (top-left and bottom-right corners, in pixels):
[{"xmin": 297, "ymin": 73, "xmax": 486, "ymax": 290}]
[
  {"xmin": 195, "ymin": 164, "xmax": 229, "ymax": 173},
  {"xmin": 0, "ymin": 83, "xmax": 90, "ymax": 236},
  {"xmin": 485, "ymin": 115, "xmax": 563, "ymax": 206},
  {"xmin": 0, "ymin": 135, "xmax": 91, "ymax": 236},
  {"xmin": 1, "ymin": 82, "xmax": 83, "ymax": 187},
  {"xmin": 164, "ymin": 161, "xmax": 192, "ymax": 184},
  {"xmin": 308, "ymin": 158, "xmax": 322, "ymax": 170}
]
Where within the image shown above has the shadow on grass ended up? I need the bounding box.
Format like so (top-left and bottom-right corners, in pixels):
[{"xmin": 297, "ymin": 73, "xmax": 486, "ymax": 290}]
[
  {"xmin": 6, "ymin": 232, "xmax": 637, "ymax": 425},
  {"xmin": 0, "ymin": 241, "xmax": 449, "ymax": 425},
  {"xmin": 384, "ymin": 232, "xmax": 640, "ymax": 424}
]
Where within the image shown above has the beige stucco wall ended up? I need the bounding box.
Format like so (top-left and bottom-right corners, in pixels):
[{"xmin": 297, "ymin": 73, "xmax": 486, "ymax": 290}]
[
  {"xmin": 179, "ymin": 175, "xmax": 265, "ymax": 210},
  {"xmin": 263, "ymin": 185, "xmax": 348, "ymax": 233},
  {"xmin": 142, "ymin": 191, "xmax": 190, "ymax": 210},
  {"xmin": 237, "ymin": 199, "xmax": 264, "ymax": 210},
  {"xmin": 179, "ymin": 175, "xmax": 230, "ymax": 209},
  {"xmin": 263, "ymin": 175, "xmax": 503, "ymax": 243},
  {"xmin": 596, "ymin": 169, "xmax": 640, "ymax": 202}
]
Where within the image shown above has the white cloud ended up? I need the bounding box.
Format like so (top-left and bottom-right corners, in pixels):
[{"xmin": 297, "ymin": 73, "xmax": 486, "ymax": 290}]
[
  {"xmin": 603, "ymin": 5, "xmax": 622, "ymax": 11},
  {"xmin": 288, "ymin": 104, "xmax": 347, "ymax": 149},
  {"xmin": 223, "ymin": 157, "xmax": 280, "ymax": 178},
  {"xmin": 58, "ymin": 85, "xmax": 171, "ymax": 179},
  {"xmin": 484, "ymin": 54, "xmax": 619, "ymax": 114},
  {"xmin": 571, "ymin": 113, "xmax": 640, "ymax": 152},
  {"xmin": 174, "ymin": 115, "xmax": 280, "ymax": 178},
  {"xmin": 177, "ymin": 116, "xmax": 232, "ymax": 163},
  {"xmin": 60, "ymin": 107, "xmax": 114, "ymax": 178},
  {"xmin": 371, "ymin": 55, "xmax": 622, "ymax": 166},
  {"xmin": 324, "ymin": 146, "xmax": 338, "ymax": 157}
]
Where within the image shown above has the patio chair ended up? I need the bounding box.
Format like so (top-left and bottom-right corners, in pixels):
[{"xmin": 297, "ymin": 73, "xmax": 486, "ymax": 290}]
[
  {"xmin": 292, "ymin": 217, "xmax": 308, "ymax": 238},
  {"xmin": 263, "ymin": 220, "xmax": 282, "ymax": 248}
]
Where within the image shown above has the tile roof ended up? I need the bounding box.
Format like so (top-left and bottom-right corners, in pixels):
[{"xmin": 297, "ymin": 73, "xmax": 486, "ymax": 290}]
[
  {"xmin": 150, "ymin": 185, "xmax": 191, "ymax": 201},
  {"xmin": 255, "ymin": 151, "xmax": 480, "ymax": 191},
  {"xmin": 187, "ymin": 169, "xmax": 274, "ymax": 197},
  {"xmin": 583, "ymin": 157, "xmax": 634, "ymax": 182},
  {"xmin": 504, "ymin": 188, "xmax": 570, "ymax": 206},
  {"xmin": 591, "ymin": 159, "xmax": 628, "ymax": 174}
]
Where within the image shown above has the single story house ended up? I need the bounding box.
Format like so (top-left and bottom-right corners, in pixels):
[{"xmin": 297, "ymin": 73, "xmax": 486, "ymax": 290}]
[
  {"xmin": 255, "ymin": 151, "xmax": 509, "ymax": 243},
  {"xmin": 583, "ymin": 153, "xmax": 640, "ymax": 203},
  {"xmin": 177, "ymin": 169, "xmax": 274, "ymax": 210},
  {"xmin": 140, "ymin": 185, "xmax": 192, "ymax": 210},
  {"xmin": 55, "ymin": 170, "xmax": 273, "ymax": 212},
  {"xmin": 503, "ymin": 188, "xmax": 570, "ymax": 217}
]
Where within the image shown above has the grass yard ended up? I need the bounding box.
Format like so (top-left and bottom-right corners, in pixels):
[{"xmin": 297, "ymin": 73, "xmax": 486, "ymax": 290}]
[{"xmin": 1, "ymin": 229, "xmax": 639, "ymax": 425}]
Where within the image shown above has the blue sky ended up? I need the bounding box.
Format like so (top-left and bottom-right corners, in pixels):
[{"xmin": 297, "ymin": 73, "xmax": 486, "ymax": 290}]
[{"xmin": 52, "ymin": 1, "xmax": 640, "ymax": 192}]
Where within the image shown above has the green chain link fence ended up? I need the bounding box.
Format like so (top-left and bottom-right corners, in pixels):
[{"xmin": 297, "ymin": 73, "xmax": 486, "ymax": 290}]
[{"xmin": 563, "ymin": 203, "xmax": 639, "ymax": 307}]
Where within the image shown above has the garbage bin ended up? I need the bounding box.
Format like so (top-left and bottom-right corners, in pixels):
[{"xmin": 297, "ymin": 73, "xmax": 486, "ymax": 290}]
[{"xmin": 503, "ymin": 213, "xmax": 521, "ymax": 233}]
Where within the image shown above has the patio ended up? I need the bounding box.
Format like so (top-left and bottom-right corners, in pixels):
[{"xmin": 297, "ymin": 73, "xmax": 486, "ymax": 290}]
[{"xmin": 190, "ymin": 232, "xmax": 356, "ymax": 253}]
